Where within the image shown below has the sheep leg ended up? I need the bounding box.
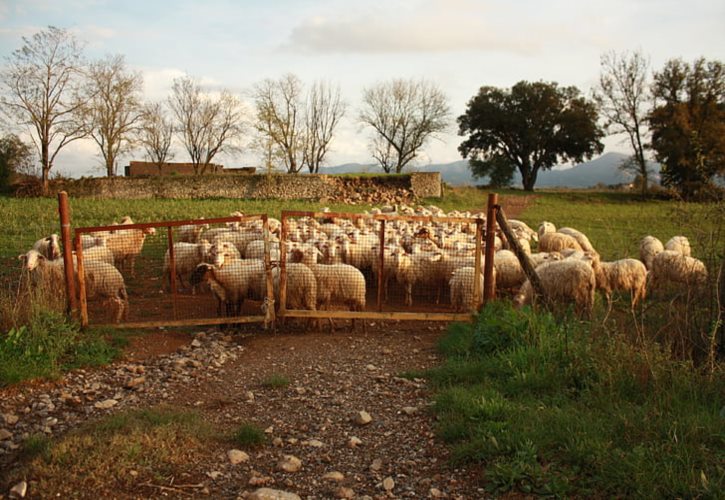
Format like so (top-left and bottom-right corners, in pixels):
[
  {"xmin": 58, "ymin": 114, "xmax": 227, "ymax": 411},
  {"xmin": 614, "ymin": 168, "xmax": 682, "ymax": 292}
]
[{"xmin": 405, "ymin": 283, "xmax": 413, "ymax": 307}]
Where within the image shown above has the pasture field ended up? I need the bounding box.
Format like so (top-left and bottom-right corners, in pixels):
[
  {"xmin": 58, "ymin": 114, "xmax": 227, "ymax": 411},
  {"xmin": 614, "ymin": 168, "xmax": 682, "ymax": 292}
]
[{"xmin": 0, "ymin": 188, "xmax": 722, "ymax": 263}]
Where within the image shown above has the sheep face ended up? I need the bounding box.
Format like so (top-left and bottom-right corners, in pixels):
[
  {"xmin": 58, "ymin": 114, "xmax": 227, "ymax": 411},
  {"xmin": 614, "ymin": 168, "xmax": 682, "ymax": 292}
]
[{"xmin": 19, "ymin": 250, "xmax": 44, "ymax": 271}]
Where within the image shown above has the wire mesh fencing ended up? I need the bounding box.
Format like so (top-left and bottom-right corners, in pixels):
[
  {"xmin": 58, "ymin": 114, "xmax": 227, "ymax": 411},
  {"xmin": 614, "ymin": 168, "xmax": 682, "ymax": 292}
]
[
  {"xmin": 73, "ymin": 214, "xmax": 275, "ymax": 328},
  {"xmin": 278, "ymin": 210, "xmax": 484, "ymax": 325}
]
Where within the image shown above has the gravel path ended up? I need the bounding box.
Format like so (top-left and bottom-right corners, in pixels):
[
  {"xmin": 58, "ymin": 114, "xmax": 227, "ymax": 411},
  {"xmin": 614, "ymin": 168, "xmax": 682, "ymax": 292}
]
[{"xmin": 1, "ymin": 323, "xmax": 485, "ymax": 499}]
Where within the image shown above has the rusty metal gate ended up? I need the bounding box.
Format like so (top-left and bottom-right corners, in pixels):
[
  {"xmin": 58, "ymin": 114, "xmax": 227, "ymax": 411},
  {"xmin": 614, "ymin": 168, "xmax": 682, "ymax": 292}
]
[
  {"xmin": 72, "ymin": 214, "xmax": 276, "ymax": 329},
  {"xmin": 277, "ymin": 210, "xmax": 484, "ymax": 324}
]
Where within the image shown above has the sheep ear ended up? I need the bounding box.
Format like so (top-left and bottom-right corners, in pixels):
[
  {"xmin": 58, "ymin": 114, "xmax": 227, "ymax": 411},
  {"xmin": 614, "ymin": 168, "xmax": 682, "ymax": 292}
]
[{"xmin": 18, "ymin": 254, "xmax": 26, "ymax": 263}]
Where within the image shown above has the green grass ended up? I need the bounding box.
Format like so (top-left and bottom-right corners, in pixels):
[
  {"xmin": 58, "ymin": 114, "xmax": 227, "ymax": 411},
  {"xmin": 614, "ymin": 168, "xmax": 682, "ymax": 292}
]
[
  {"xmin": 233, "ymin": 422, "xmax": 267, "ymax": 447},
  {"xmin": 427, "ymin": 302, "xmax": 724, "ymax": 498},
  {"xmin": 260, "ymin": 373, "xmax": 290, "ymax": 388},
  {"xmin": 0, "ymin": 307, "xmax": 124, "ymax": 386}
]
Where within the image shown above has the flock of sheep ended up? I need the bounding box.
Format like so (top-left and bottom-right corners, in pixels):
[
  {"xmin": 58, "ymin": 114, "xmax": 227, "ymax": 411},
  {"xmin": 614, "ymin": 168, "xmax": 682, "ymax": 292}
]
[{"xmin": 17, "ymin": 205, "xmax": 709, "ymax": 325}]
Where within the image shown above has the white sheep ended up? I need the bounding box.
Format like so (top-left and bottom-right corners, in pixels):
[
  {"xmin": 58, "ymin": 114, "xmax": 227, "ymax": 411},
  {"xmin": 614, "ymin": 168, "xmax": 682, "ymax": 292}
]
[
  {"xmin": 538, "ymin": 232, "xmax": 583, "ymax": 253},
  {"xmin": 80, "ymin": 234, "xmax": 106, "ymax": 250},
  {"xmin": 295, "ymin": 246, "xmax": 366, "ymax": 331},
  {"xmin": 514, "ymin": 259, "xmax": 596, "ymax": 318},
  {"xmin": 190, "ymin": 260, "xmax": 265, "ymax": 317},
  {"xmin": 105, "ymin": 226, "xmax": 156, "ymax": 276},
  {"xmin": 648, "ymin": 250, "xmax": 708, "ymax": 290},
  {"xmin": 449, "ymin": 266, "xmax": 486, "ymax": 312},
  {"xmin": 494, "ymin": 250, "xmax": 526, "ymax": 290},
  {"xmin": 590, "ymin": 256, "xmax": 648, "ymax": 310},
  {"xmin": 178, "ymin": 222, "xmax": 209, "ymax": 243},
  {"xmin": 639, "ymin": 235, "xmax": 664, "ymax": 270},
  {"xmin": 163, "ymin": 240, "xmax": 212, "ymax": 292},
  {"xmin": 664, "ymin": 236, "xmax": 692, "ymax": 257},
  {"xmin": 20, "ymin": 249, "xmax": 128, "ymax": 323},
  {"xmin": 32, "ymin": 234, "xmax": 60, "ymax": 260},
  {"xmin": 557, "ymin": 227, "xmax": 596, "ymax": 253}
]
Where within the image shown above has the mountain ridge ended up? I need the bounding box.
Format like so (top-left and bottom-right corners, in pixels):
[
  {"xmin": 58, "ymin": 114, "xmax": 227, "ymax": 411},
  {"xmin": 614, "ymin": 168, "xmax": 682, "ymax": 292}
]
[{"xmin": 317, "ymin": 152, "xmax": 661, "ymax": 188}]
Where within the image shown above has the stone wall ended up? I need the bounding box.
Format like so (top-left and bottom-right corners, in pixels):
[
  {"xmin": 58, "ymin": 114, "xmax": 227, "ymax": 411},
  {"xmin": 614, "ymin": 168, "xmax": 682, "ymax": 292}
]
[{"xmin": 46, "ymin": 172, "xmax": 442, "ymax": 203}]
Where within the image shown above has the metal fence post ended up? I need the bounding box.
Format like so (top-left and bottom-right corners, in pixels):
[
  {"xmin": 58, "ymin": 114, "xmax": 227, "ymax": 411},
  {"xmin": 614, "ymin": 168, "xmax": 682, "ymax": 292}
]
[
  {"xmin": 483, "ymin": 193, "xmax": 498, "ymax": 305},
  {"xmin": 377, "ymin": 219, "xmax": 386, "ymax": 312},
  {"xmin": 278, "ymin": 212, "xmax": 288, "ymax": 324},
  {"xmin": 57, "ymin": 191, "xmax": 77, "ymax": 317}
]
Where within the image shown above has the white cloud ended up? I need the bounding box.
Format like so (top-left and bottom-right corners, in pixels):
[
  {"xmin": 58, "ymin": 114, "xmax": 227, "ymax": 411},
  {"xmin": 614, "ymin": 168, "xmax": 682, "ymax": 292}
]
[{"xmin": 285, "ymin": 1, "xmax": 538, "ymax": 55}]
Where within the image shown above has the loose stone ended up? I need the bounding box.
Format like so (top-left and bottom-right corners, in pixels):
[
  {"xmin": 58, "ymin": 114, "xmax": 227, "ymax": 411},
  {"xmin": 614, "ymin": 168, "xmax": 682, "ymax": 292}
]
[
  {"xmin": 227, "ymin": 449, "xmax": 250, "ymax": 465},
  {"xmin": 353, "ymin": 410, "xmax": 372, "ymax": 426}
]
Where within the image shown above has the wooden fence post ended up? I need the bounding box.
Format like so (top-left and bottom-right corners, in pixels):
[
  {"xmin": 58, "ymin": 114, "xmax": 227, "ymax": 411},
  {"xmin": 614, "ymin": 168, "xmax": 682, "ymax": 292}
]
[
  {"xmin": 57, "ymin": 191, "xmax": 77, "ymax": 317},
  {"xmin": 496, "ymin": 206, "xmax": 547, "ymax": 302},
  {"xmin": 262, "ymin": 214, "xmax": 276, "ymax": 330},
  {"xmin": 473, "ymin": 218, "xmax": 483, "ymax": 310},
  {"xmin": 483, "ymin": 193, "xmax": 498, "ymax": 305}
]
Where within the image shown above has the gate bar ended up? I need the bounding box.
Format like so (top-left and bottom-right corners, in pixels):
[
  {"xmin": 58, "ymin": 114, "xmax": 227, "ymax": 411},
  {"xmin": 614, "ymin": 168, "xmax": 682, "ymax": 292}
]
[
  {"xmin": 58, "ymin": 191, "xmax": 77, "ymax": 316},
  {"xmin": 483, "ymin": 193, "xmax": 498, "ymax": 304}
]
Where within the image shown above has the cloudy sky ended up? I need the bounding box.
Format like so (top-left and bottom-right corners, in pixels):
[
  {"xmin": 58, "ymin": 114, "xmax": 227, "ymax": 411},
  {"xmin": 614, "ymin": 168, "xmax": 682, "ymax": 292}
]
[{"xmin": 1, "ymin": 0, "xmax": 724, "ymax": 177}]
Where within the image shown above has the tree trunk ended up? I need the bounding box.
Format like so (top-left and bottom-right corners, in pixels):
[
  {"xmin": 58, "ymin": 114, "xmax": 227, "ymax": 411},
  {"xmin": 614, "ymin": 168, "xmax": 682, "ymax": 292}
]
[
  {"xmin": 41, "ymin": 142, "xmax": 50, "ymax": 195},
  {"xmin": 520, "ymin": 165, "xmax": 538, "ymax": 191}
]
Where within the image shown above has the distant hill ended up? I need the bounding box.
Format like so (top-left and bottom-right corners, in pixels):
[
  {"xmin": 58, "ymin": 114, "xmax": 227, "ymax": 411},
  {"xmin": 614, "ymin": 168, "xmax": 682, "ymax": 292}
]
[{"xmin": 318, "ymin": 152, "xmax": 661, "ymax": 188}]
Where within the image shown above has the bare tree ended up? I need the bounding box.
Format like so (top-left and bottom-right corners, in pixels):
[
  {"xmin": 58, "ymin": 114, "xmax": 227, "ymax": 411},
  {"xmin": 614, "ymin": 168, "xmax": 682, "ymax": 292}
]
[
  {"xmin": 0, "ymin": 26, "xmax": 87, "ymax": 193},
  {"xmin": 253, "ymin": 74, "xmax": 305, "ymax": 173},
  {"xmin": 595, "ymin": 50, "xmax": 652, "ymax": 195},
  {"xmin": 138, "ymin": 102, "xmax": 174, "ymax": 174},
  {"xmin": 360, "ymin": 79, "xmax": 450, "ymax": 173},
  {"xmin": 84, "ymin": 55, "xmax": 143, "ymax": 176},
  {"xmin": 303, "ymin": 81, "xmax": 346, "ymax": 173},
  {"xmin": 168, "ymin": 75, "xmax": 245, "ymax": 174}
]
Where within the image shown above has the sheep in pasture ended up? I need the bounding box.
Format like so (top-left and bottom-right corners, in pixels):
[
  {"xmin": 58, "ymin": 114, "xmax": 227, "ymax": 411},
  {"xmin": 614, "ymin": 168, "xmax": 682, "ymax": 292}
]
[
  {"xmin": 20, "ymin": 249, "xmax": 128, "ymax": 323},
  {"xmin": 494, "ymin": 250, "xmax": 526, "ymax": 290},
  {"xmin": 537, "ymin": 232, "xmax": 583, "ymax": 253},
  {"xmin": 449, "ymin": 266, "xmax": 486, "ymax": 312},
  {"xmin": 295, "ymin": 247, "xmax": 366, "ymax": 331},
  {"xmin": 178, "ymin": 222, "xmax": 209, "ymax": 243},
  {"xmin": 590, "ymin": 256, "xmax": 648, "ymax": 310},
  {"xmin": 513, "ymin": 259, "xmax": 596, "ymax": 318},
  {"xmin": 190, "ymin": 260, "xmax": 265, "ymax": 317},
  {"xmin": 32, "ymin": 234, "xmax": 61, "ymax": 260},
  {"xmin": 557, "ymin": 227, "xmax": 596, "ymax": 253},
  {"xmin": 76, "ymin": 244, "xmax": 115, "ymax": 267},
  {"xmin": 391, "ymin": 248, "xmax": 449, "ymax": 307},
  {"xmin": 664, "ymin": 236, "xmax": 691, "ymax": 257},
  {"xmin": 105, "ymin": 225, "xmax": 156, "ymax": 276},
  {"xmin": 80, "ymin": 234, "xmax": 106, "ymax": 250},
  {"xmin": 509, "ymin": 219, "xmax": 539, "ymax": 242},
  {"xmin": 648, "ymin": 250, "xmax": 707, "ymax": 291},
  {"xmin": 639, "ymin": 235, "xmax": 664, "ymax": 270},
  {"xmin": 163, "ymin": 240, "xmax": 212, "ymax": 292},
  {"xmin": 538, "ymin": 221, "xmax": 557, "ymax": 238},
  {"xmin": 209, "ymin": 241, "xmax": 241, "ymax": 267}
]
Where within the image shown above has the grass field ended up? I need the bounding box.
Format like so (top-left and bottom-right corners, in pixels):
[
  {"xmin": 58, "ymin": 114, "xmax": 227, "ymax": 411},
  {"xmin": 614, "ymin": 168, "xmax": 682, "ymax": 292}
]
[{"xmin": 1, "ymin": 188, "xmax": 722, "ymax": 262}]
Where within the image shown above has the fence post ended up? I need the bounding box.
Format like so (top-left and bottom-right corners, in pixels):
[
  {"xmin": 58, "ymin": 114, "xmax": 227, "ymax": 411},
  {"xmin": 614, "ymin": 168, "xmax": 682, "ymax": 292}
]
[
  {"xmin": 278, "ymin": 212, "xmax": 288, "ymax": 324},
  {"xmin": 262, "ymin": 214, "xmax": 276, "ymax": 330},
  {"xmin": 483, "ymin": 193, "xmax": 498, "ymax": 305},
  {"xmin": 167, "ymin": 226, "xmax": 177, "ymax": 320},
  {"xmin": 377, "ymin": 219, "xmax": 386, "ymax": 312},
  {"xmin": 73, "ymin": 233, "xmax": 88, "ymax": 327},
  {"xmin": 473, "ymin": 218, "xmax": 483, "ymax": 311},
  {"xmin": 57, "ymin": 191, "xmax": 77, "ymax": 316}
]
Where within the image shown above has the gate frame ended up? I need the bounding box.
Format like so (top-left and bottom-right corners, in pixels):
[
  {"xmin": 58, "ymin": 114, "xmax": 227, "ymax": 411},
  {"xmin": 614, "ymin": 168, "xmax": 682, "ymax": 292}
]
[
  {"xmin": 278, "ymin": 209, "xmax": 485, "ymax": 323},
  {"xmin": 72, "ymin": 214, "xmax": 276, "ymax": 330}
]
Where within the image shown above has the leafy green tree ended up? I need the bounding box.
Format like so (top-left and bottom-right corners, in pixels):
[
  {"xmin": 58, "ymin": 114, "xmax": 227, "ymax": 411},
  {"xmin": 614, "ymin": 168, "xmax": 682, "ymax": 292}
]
[
  {"xmin": 649, "ymin": 58, "xmax": 724, "ymax": 199},
  {"xmin": 0, "ymin": 134, "xmax": 33, "ymax": 192},
  {"xmin": 469, "ymin": 154, "xmax": 516, "ymax": 187},
  {"xmin": 458, "ymin": 81, "xmax": 604, "ymax": 191}
]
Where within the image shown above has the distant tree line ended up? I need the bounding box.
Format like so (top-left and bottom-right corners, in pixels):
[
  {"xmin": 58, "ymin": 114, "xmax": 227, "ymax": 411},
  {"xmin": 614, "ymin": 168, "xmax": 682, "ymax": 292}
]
[
  {"xmin": 459, "ymin": 51, "xmax": 724, "ymax": 199},
  {"xmin": 0, "ymin": 27, "xmax": 722, "ymax": 199}
]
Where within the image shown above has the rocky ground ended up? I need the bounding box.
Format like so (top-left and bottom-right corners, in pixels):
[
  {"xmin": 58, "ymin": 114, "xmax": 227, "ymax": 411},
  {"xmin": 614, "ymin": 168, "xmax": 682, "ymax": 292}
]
[{"xmin": 0, "ymin": 322, "xmax": 486, "ymax": 499}]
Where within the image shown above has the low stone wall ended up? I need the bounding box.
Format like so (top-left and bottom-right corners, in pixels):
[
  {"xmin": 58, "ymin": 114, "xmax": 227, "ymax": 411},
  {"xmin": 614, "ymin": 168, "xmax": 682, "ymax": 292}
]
[{"xmin": 46, "ymin": 172, "xmax": 442, "ymax": 202}]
